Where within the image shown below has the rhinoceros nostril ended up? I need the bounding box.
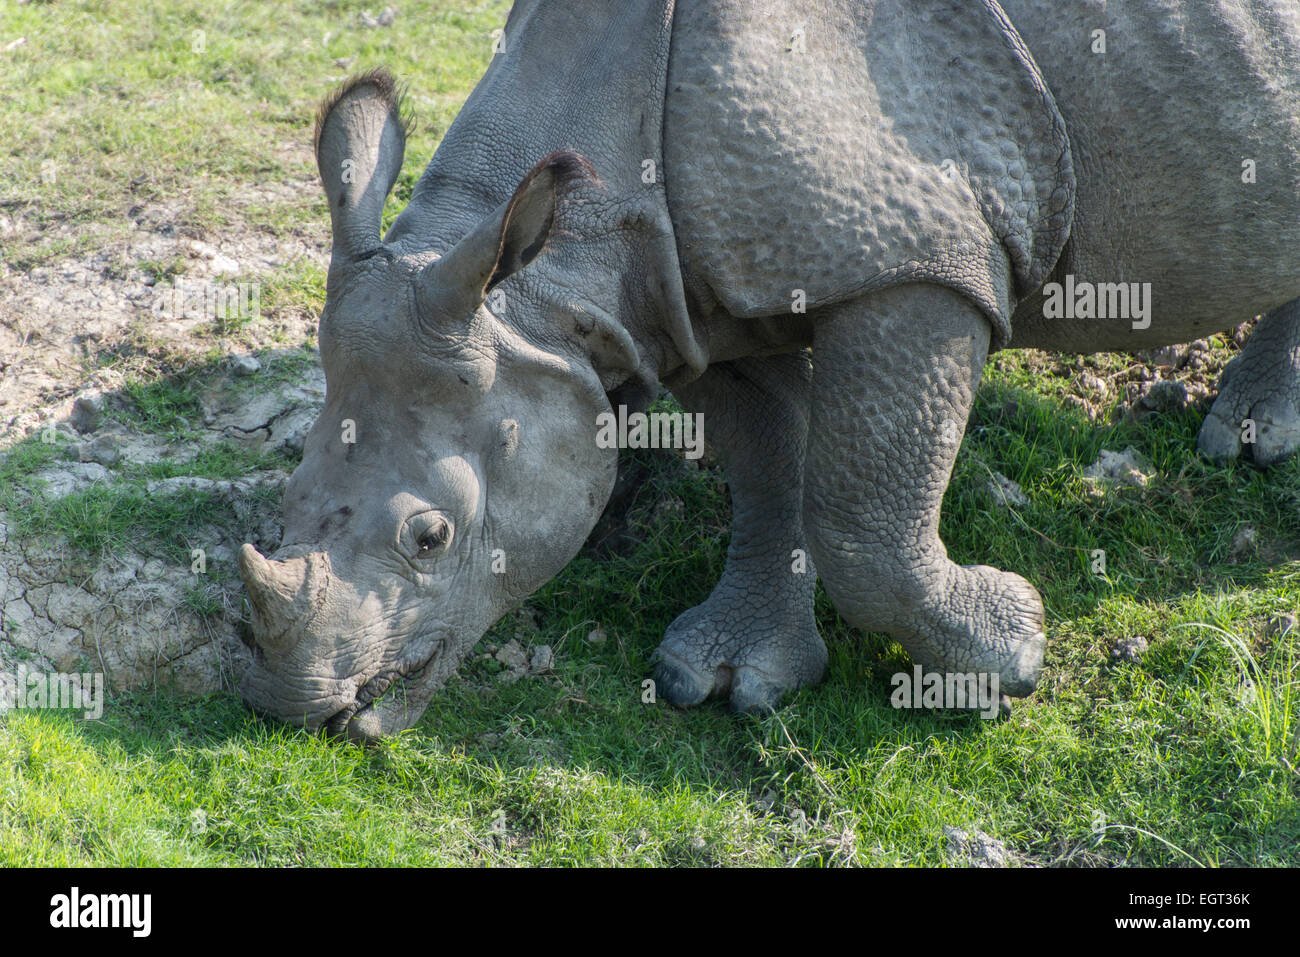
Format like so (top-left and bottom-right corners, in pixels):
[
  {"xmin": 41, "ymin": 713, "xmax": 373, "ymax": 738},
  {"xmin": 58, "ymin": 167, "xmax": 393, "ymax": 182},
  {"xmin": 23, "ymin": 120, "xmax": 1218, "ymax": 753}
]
[{"xmin": 323, "ymin": 698, "xmax": 362, "ymax": 736}]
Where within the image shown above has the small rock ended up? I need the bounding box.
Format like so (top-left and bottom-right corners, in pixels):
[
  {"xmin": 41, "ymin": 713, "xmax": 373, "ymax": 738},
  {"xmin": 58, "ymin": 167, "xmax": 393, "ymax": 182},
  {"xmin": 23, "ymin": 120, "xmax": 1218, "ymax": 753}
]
[
  {"xmin": 529, "ymin": 644, "xmax": 554, "ymax": 674},
  {"xmin": 586, "ymin": 627, "xmax": 607, "ymax": 646},
  {"xmin": 1138, "ymin": 379, "xmax": 1190, "ymax": 414},
  {"xmin": 1079, "ymin": 373, "xmax": 1109, "ymax": 397},
  {"xmin": 145, "ymin": 476, "xmax": 218, "ymax": 496},
  {"xmin": 494, "ymin": 639, "xmax": 529, "ymax": 683},
  {"xmin": 943, "ymin": 825, "xmax": 1012, "ymax": 868},
  {"xmin": 1147, "ymin": 344, "xmax": 1187, "ymax": 369},
  {"xmin": 1082, "ymin": 446, "xmax": 1152, "ymax": 488},
  {"xmin": 79, "ymin": 433, "xmax": 122, "ymax": 467},
  {"xmin": 33, "ymin": 463, "xmax": 112, "ymax": 498},
  {"xmin": 70, "ymin": 391, "xmax": 105, "ymax": 433},
  {"xmin": 231, "ymin": 355, "xmax": 261, "ymax": 377},
  {"xmin": 1229, "ymin": 525, "xmax": 1258, "ymax": 561},
  {"xmin": 282, "ymin": 422, "xmax": 309, "ymax": 456},
  {"xmin": 185, "ymin": 239, "xmax": 241, "ymax": 276},
  {"xmin": 214, "ymin": 253, "xmax": 241, "ymax": 276},
  {"xmin": 1111, "ymin": 634, "xmax": 1148, "ymax": 663},
  {"xmin": 985, "ymin": 472, "xmax": 1027, "ymax": 507},
  {"xmin": 361, "ymin": 6, "xmax": 397, "ymax": 28}
]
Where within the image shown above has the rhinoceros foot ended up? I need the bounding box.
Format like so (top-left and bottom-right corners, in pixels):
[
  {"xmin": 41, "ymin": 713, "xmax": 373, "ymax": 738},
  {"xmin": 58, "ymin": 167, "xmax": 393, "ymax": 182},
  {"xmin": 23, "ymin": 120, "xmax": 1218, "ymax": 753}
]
[
  {"xmin": 651, "ymin": 584, "xmax": 827, "ymax": 714},
  {"xmin": 1199, "ymin": 301, "xmax": 1300, "ymax": 468},
  {"xmin": 1200, "ymin": 364, "xmax": 1300, "ymax": 468},
  {"xmin": 891, "ymin": 564, "xmax": 1047, "ymax": 700}
]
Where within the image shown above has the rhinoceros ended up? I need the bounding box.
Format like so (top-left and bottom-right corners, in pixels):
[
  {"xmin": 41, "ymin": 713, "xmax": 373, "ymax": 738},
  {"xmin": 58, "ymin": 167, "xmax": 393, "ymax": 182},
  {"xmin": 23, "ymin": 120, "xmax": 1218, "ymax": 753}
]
[{"xmin": 237, "ymin": 0, "xmax": 1300, "ymax": 742}]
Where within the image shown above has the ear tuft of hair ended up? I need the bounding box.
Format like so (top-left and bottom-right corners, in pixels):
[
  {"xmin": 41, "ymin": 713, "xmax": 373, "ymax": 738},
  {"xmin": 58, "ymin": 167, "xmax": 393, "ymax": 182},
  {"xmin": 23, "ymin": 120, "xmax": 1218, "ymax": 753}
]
[{"xmin": 313, "ymin": 67, "xmax": 415, "ymax": 158}]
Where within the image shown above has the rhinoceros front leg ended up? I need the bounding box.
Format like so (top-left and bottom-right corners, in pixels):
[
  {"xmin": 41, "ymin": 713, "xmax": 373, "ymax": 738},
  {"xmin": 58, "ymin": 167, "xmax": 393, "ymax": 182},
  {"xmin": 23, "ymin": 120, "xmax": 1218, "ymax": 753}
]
[
  {"xmin": 652, "ymin": 352, "xmax": 827, "ymax": 713},
  {"xmin": 1198, "ymin": 299, "xmax": 1300, "ymax": 467},
  {"xmin": 804, "ymin": 284, "xmax": 1044, "ymax": 698}
]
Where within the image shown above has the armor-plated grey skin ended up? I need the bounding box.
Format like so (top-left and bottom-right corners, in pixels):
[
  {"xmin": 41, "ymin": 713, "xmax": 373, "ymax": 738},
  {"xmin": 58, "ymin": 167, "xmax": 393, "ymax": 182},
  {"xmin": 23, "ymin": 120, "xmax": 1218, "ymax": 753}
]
[{"xmin": 240, "ymin": 0, "xmax": 1300, "ymax": 741}]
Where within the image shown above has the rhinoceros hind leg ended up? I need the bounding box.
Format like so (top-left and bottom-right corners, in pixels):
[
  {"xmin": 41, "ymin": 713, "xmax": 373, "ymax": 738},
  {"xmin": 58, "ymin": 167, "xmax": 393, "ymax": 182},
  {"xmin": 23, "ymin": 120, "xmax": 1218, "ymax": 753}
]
[
  {"xmin": 651, "ymin": 353, "xmax": 826, "ymax": 713},
  {"xmin": 1199, "ymin": 299, "xmax": 1300, "ymax": 468},
  {"xmin": 803, "ymin": 284, "xmax": 1045, "ymax": 698}
]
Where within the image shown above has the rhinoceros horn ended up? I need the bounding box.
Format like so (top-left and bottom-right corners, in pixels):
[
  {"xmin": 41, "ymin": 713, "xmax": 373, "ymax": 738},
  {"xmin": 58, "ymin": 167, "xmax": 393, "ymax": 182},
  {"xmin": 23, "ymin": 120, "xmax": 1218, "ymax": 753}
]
[{"xmin": 238, "ymin": 543, "xmax": 327, "ymax": 652}]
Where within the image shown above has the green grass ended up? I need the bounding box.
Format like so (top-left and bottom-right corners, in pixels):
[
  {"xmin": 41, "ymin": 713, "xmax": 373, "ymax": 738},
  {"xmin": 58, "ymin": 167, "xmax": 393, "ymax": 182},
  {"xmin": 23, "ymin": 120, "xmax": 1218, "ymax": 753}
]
[
  {"xmin": 119, "ymin": 376, "xmax": 206, "ymax": 437},
  {"xmin": 249, "ymin": 260, "xmax": 328, "ymax": 341},
  {"xmin": 1, "ymin": 0, "xmax": 1297, "ymax": 867},
  {"xmin": 4, "ymin": 377, "xmax": 1298, "ymax": 866},
  {"xmin": 0, "ymin": 431, "xmax": 288, "ymax": 565},
  {"xmin": 12, "ymin": 484, "xmax": 223, "ymax": 563},
  {"xmin": 0, "ymin": 435, "xmax": 65, "ymax": 492},
  {"xmin": 0, "ymin": 0, "xmax": 511, "ymax": 271}
]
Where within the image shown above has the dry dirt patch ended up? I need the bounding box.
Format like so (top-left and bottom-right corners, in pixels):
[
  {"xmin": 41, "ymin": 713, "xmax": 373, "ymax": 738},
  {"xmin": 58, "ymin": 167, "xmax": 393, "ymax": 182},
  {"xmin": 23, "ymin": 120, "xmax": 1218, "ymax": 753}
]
[{"xmin": 1, "ymin": 202, "xmax": 328, "ymax": 696}]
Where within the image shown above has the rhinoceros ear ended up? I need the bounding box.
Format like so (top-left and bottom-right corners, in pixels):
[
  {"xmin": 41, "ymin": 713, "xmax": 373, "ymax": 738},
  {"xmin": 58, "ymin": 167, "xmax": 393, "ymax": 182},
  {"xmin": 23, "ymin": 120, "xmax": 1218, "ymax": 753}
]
[
  {"xmin": 314, "ymin": 68, "xmax": 412, "ymax": 264},
  {"xmin": 420, "ymin": 151, "xmax": 597, "ymax": 318}
]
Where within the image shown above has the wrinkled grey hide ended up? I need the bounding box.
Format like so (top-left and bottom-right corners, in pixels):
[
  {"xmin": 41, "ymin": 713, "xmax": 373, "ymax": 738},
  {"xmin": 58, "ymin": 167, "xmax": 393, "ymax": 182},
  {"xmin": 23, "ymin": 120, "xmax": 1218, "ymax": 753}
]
[{"xmin": 240, "ymin": 0, "xmax": 1300, "ymax": 741}]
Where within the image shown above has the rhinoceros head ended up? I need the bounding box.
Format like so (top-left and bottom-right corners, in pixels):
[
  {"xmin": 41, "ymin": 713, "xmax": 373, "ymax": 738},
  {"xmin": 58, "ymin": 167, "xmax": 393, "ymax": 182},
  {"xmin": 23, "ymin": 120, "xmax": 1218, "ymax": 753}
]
[{"xmin": 238, "ymin": 71, "xmax": 640, "ymax": 742}]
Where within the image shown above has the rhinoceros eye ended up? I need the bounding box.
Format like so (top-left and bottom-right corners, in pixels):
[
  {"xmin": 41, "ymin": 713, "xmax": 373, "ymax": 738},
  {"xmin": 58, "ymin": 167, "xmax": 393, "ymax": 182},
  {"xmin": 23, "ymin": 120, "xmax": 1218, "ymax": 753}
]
[
  {"xmin": 400, "ymin": 509, "xmax": 455, "ymax": 565},
  {"xmin": 416, "ymin": 520, "xmax": 450, "ymax": 557}
]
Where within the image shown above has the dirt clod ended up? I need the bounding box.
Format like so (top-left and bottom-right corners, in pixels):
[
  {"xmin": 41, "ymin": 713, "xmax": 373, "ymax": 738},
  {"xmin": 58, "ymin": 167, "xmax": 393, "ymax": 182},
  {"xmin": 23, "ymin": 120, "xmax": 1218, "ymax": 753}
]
[
  {"xmin": 529, "ymin": 644, "xmax": 554, "ymax": 674},
  {"xmin": 494, "ymin": 640, "xmax": 530, "ymax": 683},
  {"xmin": 1111, "ymin": 635, "xmax": 1149, "ymax": 663},
  {"xmin": 943, "ymin": 825, "xmax": 1014, "ymax": 867},
  {"xmin": 985, "ymin": 471, "xmax": 1027, "ymax": 507},
  {"xmin": 1229, "ymin": 525, "xmax": 1258, "ymax": 561},
  {"xmin": 1083, "ymin": 447, "xmax": 1152, "ymax": 489}
]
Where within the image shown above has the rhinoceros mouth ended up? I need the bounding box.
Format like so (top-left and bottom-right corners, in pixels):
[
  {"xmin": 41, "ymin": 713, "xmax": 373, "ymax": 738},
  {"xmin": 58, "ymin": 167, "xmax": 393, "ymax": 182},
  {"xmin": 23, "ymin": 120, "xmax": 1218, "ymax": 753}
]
[{"xmin": 325, "ymin": 652, "xmax": 441, "ymax": 742}]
